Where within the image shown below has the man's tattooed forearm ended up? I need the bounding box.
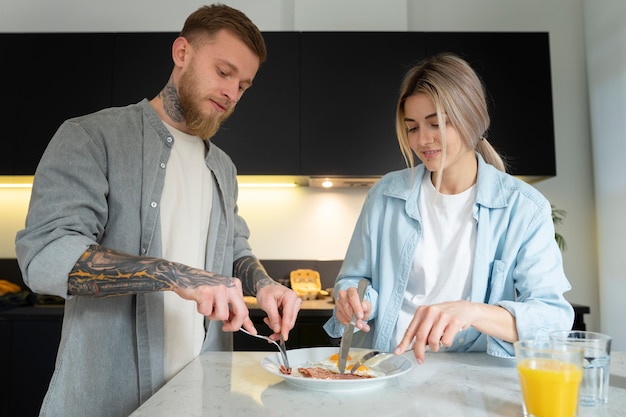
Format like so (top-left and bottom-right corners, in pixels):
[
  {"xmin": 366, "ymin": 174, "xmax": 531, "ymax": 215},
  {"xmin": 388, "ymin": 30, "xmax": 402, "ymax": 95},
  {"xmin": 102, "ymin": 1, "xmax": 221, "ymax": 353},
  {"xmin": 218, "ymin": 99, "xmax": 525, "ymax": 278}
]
[
  {"xmin": 233, "ymin": 256, "xmax": 278, "ymax": 296},
  {"xmin": 68, "ymin": 245, "xmax": 236, "ymax": 297}
]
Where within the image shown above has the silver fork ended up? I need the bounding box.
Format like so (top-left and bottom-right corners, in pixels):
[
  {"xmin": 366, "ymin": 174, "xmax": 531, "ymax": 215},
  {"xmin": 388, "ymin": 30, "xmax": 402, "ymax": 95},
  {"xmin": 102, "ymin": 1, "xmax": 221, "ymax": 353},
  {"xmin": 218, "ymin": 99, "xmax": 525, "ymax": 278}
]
[
  {"xmin": 349, "ymin": 348, "xmax": 416, "ymax": 374},
  {"xmin": 349, "ymin": 350, "xmax": 383, "ymax": 374},
  {"xmin": 239, "ymin": 328, "xmax": 290, "ymax": 370}
]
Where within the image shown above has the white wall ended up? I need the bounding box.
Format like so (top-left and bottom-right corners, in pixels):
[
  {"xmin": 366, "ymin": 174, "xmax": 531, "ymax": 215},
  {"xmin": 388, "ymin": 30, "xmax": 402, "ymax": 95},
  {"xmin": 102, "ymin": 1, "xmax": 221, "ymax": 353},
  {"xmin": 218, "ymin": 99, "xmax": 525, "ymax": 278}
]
[
  {"xmin": 584, "ymin": 0, "xmax": 626, "ymax": 350},
  {"xmin": 1, "ymin": 0, "xmax": 615, "ymax": 345},
  {"xmin": 0, "ymin": 188, "xmax": 33, "ymax": 254},
  {"xmin": 237, "ymin": 187, "xmax": 367, "ymax": 260}
]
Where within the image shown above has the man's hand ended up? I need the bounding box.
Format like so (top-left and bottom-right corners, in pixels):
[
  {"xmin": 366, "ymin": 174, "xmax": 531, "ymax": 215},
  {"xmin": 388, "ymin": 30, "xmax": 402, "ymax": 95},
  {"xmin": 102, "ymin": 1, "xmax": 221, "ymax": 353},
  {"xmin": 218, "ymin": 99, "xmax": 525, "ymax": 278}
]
[
  {"xmin": 174, "ymin": 275, "xmax": 253, "ymax": 333},
  {"xmin": 255, "ymin": 283, "xmax": 302, "ymax": 341}
]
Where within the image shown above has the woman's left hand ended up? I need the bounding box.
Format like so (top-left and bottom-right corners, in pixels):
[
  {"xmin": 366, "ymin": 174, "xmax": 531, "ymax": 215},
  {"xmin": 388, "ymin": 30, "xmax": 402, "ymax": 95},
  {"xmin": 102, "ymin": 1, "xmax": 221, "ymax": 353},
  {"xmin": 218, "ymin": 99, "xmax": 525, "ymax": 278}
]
[
  {"xmin": 394, "ymin": 300, "xmax": 472, "ymax": 363},
  {"xmin": 394, "ymin": 300, "xmax": 517, "ymax": 364}
]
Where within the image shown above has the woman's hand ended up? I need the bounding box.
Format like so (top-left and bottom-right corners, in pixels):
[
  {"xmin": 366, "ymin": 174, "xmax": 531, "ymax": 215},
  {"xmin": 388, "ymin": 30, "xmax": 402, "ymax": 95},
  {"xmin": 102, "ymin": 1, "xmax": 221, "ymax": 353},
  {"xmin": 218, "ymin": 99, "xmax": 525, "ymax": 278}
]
[
  {"xmin": 335, "ymin": 285, "xmax": 372, "ymax": 332},
  {"xmin": 394, "ymin": 300, "xmax": 517, "ymax": 364}
]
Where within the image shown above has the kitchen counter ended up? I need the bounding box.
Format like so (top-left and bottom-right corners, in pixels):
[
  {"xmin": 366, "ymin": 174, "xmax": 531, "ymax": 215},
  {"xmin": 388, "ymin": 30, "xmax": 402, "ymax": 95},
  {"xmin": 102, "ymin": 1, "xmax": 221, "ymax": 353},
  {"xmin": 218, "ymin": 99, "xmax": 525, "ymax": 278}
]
[
  {"xmin": 128, "ymin": 350, "xmax": 626, "ymax": 417},
  {"xmin": 245, "ymin": 296, "xmax": 334, "ymax": 316}
]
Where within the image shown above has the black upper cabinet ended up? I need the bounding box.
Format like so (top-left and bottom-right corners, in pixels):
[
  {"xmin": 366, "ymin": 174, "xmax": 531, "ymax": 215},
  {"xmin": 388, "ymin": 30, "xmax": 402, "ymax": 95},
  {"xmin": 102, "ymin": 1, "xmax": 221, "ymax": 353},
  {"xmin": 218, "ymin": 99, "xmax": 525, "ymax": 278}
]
[
  {"xmin": 111, "ymin": 32, "xmax": 302, "ymax": 175},
  {"xmin": 0, "ymin": 32, "xmax": 556, "ymax": 178},
  {"xmin": 299, "ymin": 32, "xmax": 421, "ymax": 176},
  {"xmin": 212, "ymin": 32, "xmax": 301, "ymax": 175},
  {"xmin": 1, "ymin": 33, "xmax": 114, "ymax": 174},
  {"xmin": 111, "ymin": 32, "xmax": 177, "ymax": 106},
  {"xmin": 424, "ymin": 32, "xmax": 556, "ymax": 177}
]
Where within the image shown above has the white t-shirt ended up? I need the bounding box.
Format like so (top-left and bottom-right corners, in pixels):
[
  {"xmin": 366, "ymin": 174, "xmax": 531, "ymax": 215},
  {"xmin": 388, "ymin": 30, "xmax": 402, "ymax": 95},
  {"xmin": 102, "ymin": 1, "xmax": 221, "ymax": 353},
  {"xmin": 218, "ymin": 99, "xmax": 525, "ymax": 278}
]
[
  {"xmin": 160, "ymin": 122, "xmax": 213, "ymax": 381},
  {"xmin": 392, "ymin": 171, "xmax": 476, "ymax": 348}
]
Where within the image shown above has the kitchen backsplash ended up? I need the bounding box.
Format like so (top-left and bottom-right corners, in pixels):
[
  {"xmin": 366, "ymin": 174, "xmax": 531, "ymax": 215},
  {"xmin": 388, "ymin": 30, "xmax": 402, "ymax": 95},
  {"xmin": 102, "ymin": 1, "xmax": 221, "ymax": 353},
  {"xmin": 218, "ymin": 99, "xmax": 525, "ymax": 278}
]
[{"xmin": 0, "ymin": 185, "xmax": 368, "ymax": 263}]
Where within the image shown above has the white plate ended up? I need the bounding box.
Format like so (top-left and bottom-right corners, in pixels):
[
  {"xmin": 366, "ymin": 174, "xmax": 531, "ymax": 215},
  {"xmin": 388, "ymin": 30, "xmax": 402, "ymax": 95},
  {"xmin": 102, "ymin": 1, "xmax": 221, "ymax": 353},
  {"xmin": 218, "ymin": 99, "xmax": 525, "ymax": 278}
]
[{"xmin": 261, "ymin": 346, "xmax": 414, "ymax": 391}]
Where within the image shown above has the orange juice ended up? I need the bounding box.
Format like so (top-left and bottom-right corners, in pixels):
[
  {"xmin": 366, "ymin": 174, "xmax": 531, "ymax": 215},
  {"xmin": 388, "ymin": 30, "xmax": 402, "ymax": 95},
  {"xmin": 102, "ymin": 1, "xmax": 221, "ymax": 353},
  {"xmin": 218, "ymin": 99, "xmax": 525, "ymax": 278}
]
[{"xmin": 517, "ymin": 358, "xmax": 582, "ymax": 417}]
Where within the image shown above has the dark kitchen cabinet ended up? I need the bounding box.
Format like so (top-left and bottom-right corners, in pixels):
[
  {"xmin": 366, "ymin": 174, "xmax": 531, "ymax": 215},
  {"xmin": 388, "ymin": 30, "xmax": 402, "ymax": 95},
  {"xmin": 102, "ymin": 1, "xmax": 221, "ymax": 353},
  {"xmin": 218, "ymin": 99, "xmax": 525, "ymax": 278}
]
[
  {"xmin": 424, "ymin": 32, "xmax": 556, "ymax": 177},
  {"xmin": 299, "ymin": 32, "xmax": 420, "ymax": 176},
  {"xmin": 1, "ymin": 33, "xmax": 114, "ymax": 174},
  {"xmin": 0, "ymin": 307, "xmax": 63, "ymax": 417},
  {"xmin": 212, "ymin": 32, "xmax": 301, "ymax": 174},
  {"xmin": 0, "ymin": 32, "xmax": 556, "ymax": 178},
  {"xmin": 0, "ymin": 32, "xmax": 178, "ymax": 176},
  {"xmin": 0, "ymin": 31, "xmax": 175, "ymax": 175},
  {"xmin": 113, "ymin": 31, "xmax": 302, "ymax": 175},
  {"xmin": 215, "ymin": 31, "xmax": 556, "ymax": 178},
  {"xmin": 0, "ymin": 32, "xmax": 302, "ymax": 176},
  {"xmin": 214, "ymin": 32, "xmax": 418, "ymax": 177},
  {"xmin": 111, "ymin": 32, "xmax": 178, "ymax": 106}
]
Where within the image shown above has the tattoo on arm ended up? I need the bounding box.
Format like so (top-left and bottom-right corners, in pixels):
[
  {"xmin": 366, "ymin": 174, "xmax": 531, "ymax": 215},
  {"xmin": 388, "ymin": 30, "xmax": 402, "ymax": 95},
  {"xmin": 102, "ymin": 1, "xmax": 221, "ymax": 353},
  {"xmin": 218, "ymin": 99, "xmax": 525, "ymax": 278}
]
[
  {"xmin": 68, "ymin": 245, "xmax": 236, "ymax": 297},
  {"xmin": 233, "ymin": 256, "xmax": 278, "ymax": 296}
]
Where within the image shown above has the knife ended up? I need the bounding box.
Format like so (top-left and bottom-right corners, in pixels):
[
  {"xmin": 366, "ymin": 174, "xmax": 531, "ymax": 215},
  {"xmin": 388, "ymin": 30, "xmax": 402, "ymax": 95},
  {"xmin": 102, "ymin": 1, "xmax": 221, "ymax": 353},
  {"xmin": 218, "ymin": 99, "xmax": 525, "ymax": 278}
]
[{"xmin": 337, "ymin": 278, "xmax": 369, "ymax": 374}]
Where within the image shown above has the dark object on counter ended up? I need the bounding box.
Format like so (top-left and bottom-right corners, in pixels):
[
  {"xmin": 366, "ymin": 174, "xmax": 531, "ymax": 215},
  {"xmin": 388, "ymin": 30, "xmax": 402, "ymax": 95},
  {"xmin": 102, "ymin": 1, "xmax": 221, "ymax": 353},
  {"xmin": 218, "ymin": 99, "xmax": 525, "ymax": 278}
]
[
  {"xmin": 34, "ymin": 294, "xmax": 65, "ymax": 306},
  {"xmin": 571, "ymin": 303, "xmax": 590, "ymax": 331},
  {"xmin": 0, "ymin": 291, "xmax": 64, "ymax": 312},
  {"xmin": 0, "ymin": 291, "xmax": 35, "ymax": 311}
]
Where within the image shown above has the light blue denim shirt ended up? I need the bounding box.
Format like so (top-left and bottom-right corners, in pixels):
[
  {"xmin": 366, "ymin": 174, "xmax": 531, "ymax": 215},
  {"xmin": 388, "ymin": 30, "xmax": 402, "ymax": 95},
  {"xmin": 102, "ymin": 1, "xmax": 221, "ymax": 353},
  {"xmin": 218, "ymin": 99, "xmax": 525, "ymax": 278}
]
[
  {"xmin": 324, "ymin": 154, "xmax": 574, "ymax": 358},
  {"xmin": 15, "ymin": 100, "xmax": 255, "ymax": 417}
]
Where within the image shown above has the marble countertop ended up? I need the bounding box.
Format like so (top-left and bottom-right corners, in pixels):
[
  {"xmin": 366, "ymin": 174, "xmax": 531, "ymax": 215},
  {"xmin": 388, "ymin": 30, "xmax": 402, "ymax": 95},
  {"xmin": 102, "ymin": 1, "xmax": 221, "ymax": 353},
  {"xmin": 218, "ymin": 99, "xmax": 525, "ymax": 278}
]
[{"xmin": 128, "ymin": 350, "xmax": 626, "ymax": 417}]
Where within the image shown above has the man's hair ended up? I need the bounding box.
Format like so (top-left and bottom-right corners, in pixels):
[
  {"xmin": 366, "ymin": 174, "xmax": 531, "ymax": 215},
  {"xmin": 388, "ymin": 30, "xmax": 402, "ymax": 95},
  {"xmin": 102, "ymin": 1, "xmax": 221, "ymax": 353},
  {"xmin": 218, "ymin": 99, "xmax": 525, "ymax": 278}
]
[{"xmin": 180, "ymin": 4, "xmax": 267, "ymax": 63}]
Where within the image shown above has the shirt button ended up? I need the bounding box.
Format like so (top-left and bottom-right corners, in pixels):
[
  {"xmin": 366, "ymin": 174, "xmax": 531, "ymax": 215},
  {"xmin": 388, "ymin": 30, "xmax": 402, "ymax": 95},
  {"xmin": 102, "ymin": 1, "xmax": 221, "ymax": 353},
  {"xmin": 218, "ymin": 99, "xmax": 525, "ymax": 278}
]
[
  {"xmin": 141, "ymin": 248, "xmax": 147, "ymax": 254},
  {"xmin": 160, "ymin": 162, "xmax": 166, "ymax": 169},
  {"xmin": 151, "ymin": 202, "xmax": 157, "ymax": 208},
  {"xmin": 458, "ymin": 337, "xmax": 465, "ymax": 343},
  {"xmin": 166, "ymin": 137, "xmax": 173, "ymax": 143}
]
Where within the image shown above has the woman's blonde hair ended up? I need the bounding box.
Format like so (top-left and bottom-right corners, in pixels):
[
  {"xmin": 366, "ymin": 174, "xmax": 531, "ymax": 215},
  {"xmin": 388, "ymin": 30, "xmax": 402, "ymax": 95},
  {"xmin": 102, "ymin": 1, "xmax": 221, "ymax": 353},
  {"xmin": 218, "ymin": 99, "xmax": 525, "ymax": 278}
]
[{"xmin": 395, "ymin": 53, "xmax": 507, "ymax": 178}]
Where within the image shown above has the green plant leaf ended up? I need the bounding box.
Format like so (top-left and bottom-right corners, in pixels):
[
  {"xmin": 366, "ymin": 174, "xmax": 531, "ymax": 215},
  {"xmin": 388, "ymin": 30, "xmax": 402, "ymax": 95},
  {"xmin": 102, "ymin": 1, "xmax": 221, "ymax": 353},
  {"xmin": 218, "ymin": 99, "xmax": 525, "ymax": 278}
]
[{"xmin": 551, "ymin": 204, "xmax": 567, "ymax": 251}]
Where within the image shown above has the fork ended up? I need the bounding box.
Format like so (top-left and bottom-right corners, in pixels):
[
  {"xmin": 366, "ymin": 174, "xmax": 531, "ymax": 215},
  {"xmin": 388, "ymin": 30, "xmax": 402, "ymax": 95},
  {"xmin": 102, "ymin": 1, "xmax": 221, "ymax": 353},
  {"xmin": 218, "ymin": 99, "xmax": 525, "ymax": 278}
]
[
  {"xmin": 349, "ymin": 350, "xmax": 383, "ymax": 374},
  {"xmin": 349, "ymin": 347, "xmax": 418, "ymax": 374},
  {"xmin": 239, "ymin": 328, "xmax": 290, "ymax": 370}
]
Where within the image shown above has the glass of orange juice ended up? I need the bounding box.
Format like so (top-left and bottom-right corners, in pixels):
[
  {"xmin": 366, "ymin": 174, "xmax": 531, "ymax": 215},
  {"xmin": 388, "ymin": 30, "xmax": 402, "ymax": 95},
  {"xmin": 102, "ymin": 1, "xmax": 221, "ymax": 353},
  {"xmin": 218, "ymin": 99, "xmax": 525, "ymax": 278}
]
[{"xmin": 514, "ymin": 340, "xmax": 584, "ymax": 417}]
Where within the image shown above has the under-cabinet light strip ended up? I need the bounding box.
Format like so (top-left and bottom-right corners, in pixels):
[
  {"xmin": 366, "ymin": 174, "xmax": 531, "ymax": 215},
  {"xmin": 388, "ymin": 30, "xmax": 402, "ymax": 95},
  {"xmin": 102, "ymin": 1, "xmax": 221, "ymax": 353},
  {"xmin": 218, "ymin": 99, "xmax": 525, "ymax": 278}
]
[
  {"xmin": 0, "ymin": 176, "xmax": 35, "ymax": 188},
  {"xmin": 238, "ymin": 183, "xmax": 298, "ymax": 188}
]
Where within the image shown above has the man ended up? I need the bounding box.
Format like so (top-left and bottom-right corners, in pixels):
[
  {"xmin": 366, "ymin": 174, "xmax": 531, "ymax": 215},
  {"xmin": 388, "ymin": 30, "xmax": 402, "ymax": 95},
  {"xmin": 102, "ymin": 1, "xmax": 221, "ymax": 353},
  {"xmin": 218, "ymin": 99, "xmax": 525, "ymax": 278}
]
[{"xmin": 15, "ymin": 5, "xmax": 301, "ymax": 417}]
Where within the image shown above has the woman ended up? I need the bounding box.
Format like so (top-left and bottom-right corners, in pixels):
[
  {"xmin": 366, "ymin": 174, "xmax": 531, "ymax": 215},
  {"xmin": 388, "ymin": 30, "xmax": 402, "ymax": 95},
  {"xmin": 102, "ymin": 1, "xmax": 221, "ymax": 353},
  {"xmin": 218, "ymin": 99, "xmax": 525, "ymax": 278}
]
[{"xmin": 324, "ymin": 53, "xmax": 573, "ymax": 364}]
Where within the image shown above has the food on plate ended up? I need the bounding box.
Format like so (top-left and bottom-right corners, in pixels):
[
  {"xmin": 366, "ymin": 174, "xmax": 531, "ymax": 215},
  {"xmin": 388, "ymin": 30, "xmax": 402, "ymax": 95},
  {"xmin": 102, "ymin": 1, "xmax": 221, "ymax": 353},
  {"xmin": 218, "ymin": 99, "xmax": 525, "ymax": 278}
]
[
  {"xmin": 295, "ymin": 352, "xmax": 386, "ymax": 379},
  {"xmin": 279, "ymin": 365, "xmax": 292, "ymax": 375},
  {"xmin": 298, "ymin": 366, "xmax": 370, "ymax": 380}
]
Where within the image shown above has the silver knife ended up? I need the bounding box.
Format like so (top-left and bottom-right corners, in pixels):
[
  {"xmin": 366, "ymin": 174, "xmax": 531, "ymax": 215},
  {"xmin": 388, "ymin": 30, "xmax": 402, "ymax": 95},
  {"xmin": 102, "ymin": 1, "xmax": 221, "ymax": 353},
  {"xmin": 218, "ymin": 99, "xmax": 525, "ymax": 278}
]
[{"xmin": 338, "ymin": 278, "xmax": 369, "ymax": 373}]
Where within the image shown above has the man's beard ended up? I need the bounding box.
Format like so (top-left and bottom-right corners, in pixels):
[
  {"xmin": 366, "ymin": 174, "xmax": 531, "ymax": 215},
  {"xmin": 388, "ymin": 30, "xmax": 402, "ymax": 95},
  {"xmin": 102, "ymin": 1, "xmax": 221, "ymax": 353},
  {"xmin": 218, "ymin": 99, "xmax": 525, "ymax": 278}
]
[{"xmin": 178, "ymin": 71, "xmax": 234, "ymax": 140}]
